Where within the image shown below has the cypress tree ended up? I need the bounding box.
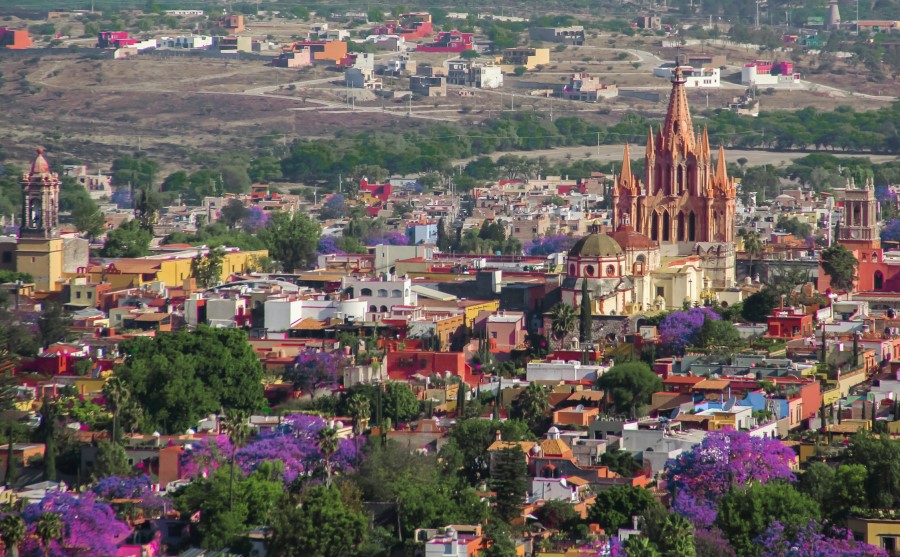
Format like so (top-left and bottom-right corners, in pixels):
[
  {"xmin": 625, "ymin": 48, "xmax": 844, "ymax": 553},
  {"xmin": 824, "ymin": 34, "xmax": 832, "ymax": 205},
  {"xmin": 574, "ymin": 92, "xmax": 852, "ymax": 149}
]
[{"xmin": 580, "ymin": 280, "xmax": 592, "ymax": 345}]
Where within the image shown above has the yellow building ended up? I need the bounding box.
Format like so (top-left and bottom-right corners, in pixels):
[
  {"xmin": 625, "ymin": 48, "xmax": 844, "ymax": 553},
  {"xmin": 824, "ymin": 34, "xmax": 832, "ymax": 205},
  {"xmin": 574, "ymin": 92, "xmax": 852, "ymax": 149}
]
[
  {"xmin": 460, "ymin": 300, "xmax": 500, "ymax": 328},
  {"xmin": 84, "ymin": 248, "xmax": 268, "ymax": 290},
  {"xmin": 501, "ymin": 47, "xmax": 550, "ymax": 70},
  {"xmin": 847, "ymin": 515, "xmax": 900, "ymax": 554},
  {"xmin": 16, "ymin": 150, "xmax": 64, "ymax": 291}
]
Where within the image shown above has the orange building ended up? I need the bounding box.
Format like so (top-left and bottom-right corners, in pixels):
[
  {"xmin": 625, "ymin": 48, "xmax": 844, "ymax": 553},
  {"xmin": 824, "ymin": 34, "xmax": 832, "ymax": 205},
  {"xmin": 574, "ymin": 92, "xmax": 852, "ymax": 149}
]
[
  {"xmin": 285, "ymin": 40, "xmax": 348, "ymax": 63},
  {"xmin": 0, "ymin": 28, "xmax": 32, "ymax": 49}
]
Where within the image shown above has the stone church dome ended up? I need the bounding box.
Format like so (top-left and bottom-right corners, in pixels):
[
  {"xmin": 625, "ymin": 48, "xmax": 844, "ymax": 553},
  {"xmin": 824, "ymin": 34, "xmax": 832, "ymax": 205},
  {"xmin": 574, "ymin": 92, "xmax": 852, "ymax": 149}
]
[{"xmin": 568, "ymin": 233, "xmax": 623, "ymax": 257}]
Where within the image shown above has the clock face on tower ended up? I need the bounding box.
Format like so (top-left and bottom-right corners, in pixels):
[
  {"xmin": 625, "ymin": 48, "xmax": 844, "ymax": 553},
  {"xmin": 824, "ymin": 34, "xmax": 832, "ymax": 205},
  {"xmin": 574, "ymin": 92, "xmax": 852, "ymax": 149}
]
[{"xmin": 851, "ymin": 229, "xmax": 860, "ymax": 239}]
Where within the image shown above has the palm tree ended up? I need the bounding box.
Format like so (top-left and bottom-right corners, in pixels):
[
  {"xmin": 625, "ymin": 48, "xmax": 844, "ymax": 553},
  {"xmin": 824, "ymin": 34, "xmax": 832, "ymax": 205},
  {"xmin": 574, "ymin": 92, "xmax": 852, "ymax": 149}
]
[
  {"xmin": 102, "ymin": 376, "xmax": 131, "ymax": 443},
  {"xmin": 741, "ymin": 230, "xmax": 764, "ymax": 280},
  {"xmin": 317, "ymin": 426, "xmax": 339, "ymax": 487},
  {"xmin": 347, "ymin": 394, "xmax": 370, "ymax": 435},
  {"xmin": 549, "ymin": 303, "xmax": 578, "ymax": 340},
  {"xmin": 221, "ymin": 408, "xmax": 250, "ymax": 511},
  {"xmin": 623, "ymin": 536, "xmax": 660, "ymax": 557},
  {"xmin": 512, "ymin": 382, "xmax": 549, "ymax": 431},
  {"xmin": 0, "ymin": 513, "xmax": 26, "ymax": 557},
  {"xmin": 35, "ymin": 512, "xmax": 62, "ymax": 557}
]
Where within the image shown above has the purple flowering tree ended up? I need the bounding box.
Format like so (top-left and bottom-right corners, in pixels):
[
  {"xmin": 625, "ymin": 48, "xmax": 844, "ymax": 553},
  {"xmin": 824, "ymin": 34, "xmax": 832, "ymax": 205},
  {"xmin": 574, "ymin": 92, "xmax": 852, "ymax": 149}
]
[
  {"xmin": 179, "ymin": 434, "xmax": 234, "ymax": 479},
  {"xmin": 881, "ymin": 219, "xmax": 900, "ymax": 243},
  {"xmin": 19, "ymin": 492, "xmax": 131, "ymax": 557},
  {"xmin": 756, "ymin": 521, "xmax": 888, "ymax": 557},
  {"xmin": 93, "ymin": 475, "xmax": 154, "ymax": 499},
  {"xmin": 284, "ymin": 350, "xmax": 347, "ymax": 398},
  {"xmin": 695, "ymin": 528, "xmax": 736, "ymax": 557},
  {"xmin": 317, "ymin": 236, "xmax": 345, "ymax": 256},
  {"xmin": 366, "ymin": 230, "xmax": 409, "ymax": 246},
  {"xmin": 180, "ymin": 414, "xmax": 360, "ymax": 486},
  {"xmin": 242, "ymin": 206, "xmax": 268, "ymax": 233},
  {"xmin": 320, "ymin": 194, "xmax": 346, "ymax": 220},
  {"xmin": 666, "ymin": 428, "xmax": 796, "ymax": 527},
  {"xmin": 658, "ymin": 306, "xmax": 721, "ymax": 355},
  {"xmin": 235, "ymin": 414, "xmax": 359, "ymax": 484},
  {"xmin": 525, "ymin": 234, "xmax": 580, "ymax": 256}
]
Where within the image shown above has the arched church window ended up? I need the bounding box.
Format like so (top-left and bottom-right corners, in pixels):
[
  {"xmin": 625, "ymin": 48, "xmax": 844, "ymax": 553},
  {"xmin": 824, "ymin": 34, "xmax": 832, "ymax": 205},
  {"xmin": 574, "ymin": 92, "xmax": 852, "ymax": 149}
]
[
  {"xmin": 585, "ymin": 265, "xmax": 595, "ymax": 277},
  {"xmin": 873, "ymin": 252, "xmax": 879, "ymax": 263},
  {"xmin": 569, "ymin": 264, "xmax": 576, "ymax": 276},
  {"xmin": 875, "ymin": 271, "xmax": 884, "ymax": 290},
  {"xmin": 606, "ymin": 265, "xmax": 616, "ymax": 277},
  {"xmin": 662, "ymin": 211, "xmax": 670, "ymax": 242},
  {"xmin": 677, "ymin": 212, "xmax": 685, "ymax": 241},
  {"xmin": 689, "ymin": 212, "xmax": 696, "ymax": 242},
  {"xmin": 651, "ymin": 212, "xmax": 659, "ymax": 241},
  {"xmin": 862, "ymin": 254, "xmax": 868, "ymax": 262}
]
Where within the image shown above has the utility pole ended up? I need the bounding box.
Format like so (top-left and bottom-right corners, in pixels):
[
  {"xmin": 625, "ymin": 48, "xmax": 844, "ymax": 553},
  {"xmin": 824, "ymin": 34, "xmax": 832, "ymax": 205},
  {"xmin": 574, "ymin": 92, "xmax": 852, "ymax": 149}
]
[
  {"xmin": 756, "ymin": 0, "xmax": 761, "ymax": 28},
  {"xmin": 596, "ymin": 131, "xmax": 601, "ymax": 157}
]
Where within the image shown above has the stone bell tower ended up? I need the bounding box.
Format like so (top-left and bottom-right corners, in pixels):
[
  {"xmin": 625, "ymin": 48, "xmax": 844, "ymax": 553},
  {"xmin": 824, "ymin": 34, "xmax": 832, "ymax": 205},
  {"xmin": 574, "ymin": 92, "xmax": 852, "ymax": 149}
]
[{"xmin": 16, "ymin": 148, "xmax": 64, "ymax": 291}]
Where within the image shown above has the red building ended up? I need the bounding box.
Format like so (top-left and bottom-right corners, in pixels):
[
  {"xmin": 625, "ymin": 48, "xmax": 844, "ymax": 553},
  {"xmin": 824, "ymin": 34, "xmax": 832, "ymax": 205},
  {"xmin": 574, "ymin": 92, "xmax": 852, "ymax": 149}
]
[
  {"xmin": 416, "ymin": 31, "xmax": 474, "ymax": 53},
  {"xmin": 97, "ymin": 31, "xmax": 137, "ymax": 48},
  {"xmin": 767, "ymin": 307, "xmax": 814, "ymax": 340},
  {"xmin": 385, "ymin": 350, "xmax": 478, "ymax": 385}
]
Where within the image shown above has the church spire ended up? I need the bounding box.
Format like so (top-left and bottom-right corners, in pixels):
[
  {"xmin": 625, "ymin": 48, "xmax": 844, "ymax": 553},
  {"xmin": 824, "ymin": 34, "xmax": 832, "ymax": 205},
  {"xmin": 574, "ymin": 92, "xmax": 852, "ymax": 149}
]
[
  {"xmin": 662, "ymin": 66, "xmax": 695, "ymax": 153},
  {"xmin": 619, "ymin": 143, "xmax": 633, "ymax": 189},
  {"xmin": 645, "ymin": 127, "xmax": 655, "ymax": 159},
  {"xmin": 715, "ymin": 145, "xmax": 728, "ymax": 185},
  {"xmin": 701, "ymin": 126, "xmax": 711, "ymax": 159}
]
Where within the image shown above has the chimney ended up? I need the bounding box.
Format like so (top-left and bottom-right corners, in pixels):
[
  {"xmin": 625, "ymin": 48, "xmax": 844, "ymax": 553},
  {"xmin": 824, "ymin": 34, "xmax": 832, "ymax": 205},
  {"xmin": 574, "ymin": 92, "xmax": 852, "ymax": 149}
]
[{"xmin": 495, "ymin": 429, "xmax": 502, "ymax": 442}]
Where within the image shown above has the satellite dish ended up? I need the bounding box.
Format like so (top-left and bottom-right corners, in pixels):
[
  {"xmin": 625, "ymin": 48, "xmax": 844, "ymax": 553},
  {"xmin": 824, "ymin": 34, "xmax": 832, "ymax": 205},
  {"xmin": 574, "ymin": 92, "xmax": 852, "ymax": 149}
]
[
  {"xmin": 153, "ymin": 431, "xmax": 161, "ymax": 437},
  {"xmin": 560, "ymin": 477, "xmax": 567, "ymax": 487}
]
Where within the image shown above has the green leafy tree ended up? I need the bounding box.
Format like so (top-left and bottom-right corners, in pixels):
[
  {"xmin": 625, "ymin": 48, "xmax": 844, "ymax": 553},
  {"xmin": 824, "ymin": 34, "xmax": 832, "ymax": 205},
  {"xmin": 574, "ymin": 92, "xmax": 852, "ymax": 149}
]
[
  {"xmin": 71, "ymin": 198, "xmax": 105, "ymax": 240},
  {"xmin": 441, "ymin": 418, "xmax": 533, "ymax": 484},
  {"xmin": 798, "ymin": 462, "xmax": 868, "ymax": 524},
  {"xmin": 219, "ymin": 199, "xmax": 248, "ymax": 230},
  {"xmin": 347, "ymin": 393, "xmax": 370, "ymax": 435},
  {"xmin": 534, "ymin": 499, "xmax": 581, "ymax": 537},
  {"xmin": 38, "ymin": 302, "xmax": 71, "ymax": 349},
  {"xmin": 175, "ymin": 462, "xmax": 283, "ymax": 550},
  {"xmin": 599, "ymin": 449, "xmax": 641, "ymax": 477},
  {"xmin": 843, "ymin": 432, "xmax": 900, "ymax": 509},
  {"xmin": 93, "ymin": 440, "xmax": 132, "ymax": 479},
  {"xmin": 100, "ymin": 220, "xmax": 152, "ymax": 258},
  {"xmin": 821, "ymin": 244, "xmax": 859, "ymax": 292},
  {"xmin": 596, "ymin": 362, "xmax": 662, "ymax": 418},
  {"xmin": 511, "ymin": 382, "xmax": 549, "ymax": 433},
  {"xmin": 35, "ymin": 513, "xmax": 63, "ymax": 557},
  {"xmin": 491, "ymin": 446, "xmax": 527, "ymax": 524},
  {"xmin": 37, "ymin": 399, "xmax": 60, "ymax": 481},
  {"xmin": 115, "ymin": 327, "xmax": 265, "ymax": 434},
  {"xmin": 587, "ymin": 485, "xmax": 659, "ymax": 532},
  {"xmin": 0, "ymin": 513, "xmax": 26, "ymax": 557},
  {"xmin": 696, "ymin": 318, "xmax": 742, "ymax": 349},
  {"xmin": 258, "ymin": 212, "xmax": 321, "ymax": 272},
  {"xmin": 269, "ymin": 486, "xmax": 368, "ymax": 557},
  {"xmin": 716, "ymin": 482, "xmax": 820, "ymax": 557},
  {"xmin": 482, "ymin": 523, "xmax": 518, "ymax": 557},
  {"xmin": 741, "ymin": 289, "xmax": 778, "ymax": 323},
  {"xmin": 190, "ymin": 247, "xmax": 225, "ymax": 289}
]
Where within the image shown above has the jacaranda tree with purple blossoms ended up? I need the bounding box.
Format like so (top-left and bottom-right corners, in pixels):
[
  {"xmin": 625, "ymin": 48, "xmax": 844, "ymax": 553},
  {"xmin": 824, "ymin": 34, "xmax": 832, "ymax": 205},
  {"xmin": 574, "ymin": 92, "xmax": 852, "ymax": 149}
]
[
  {"xmin": 181, "ymin": 414, "xmax": 360, "ymax": 486},
  {"xmin": 316, "ymin": 236, "xmax": 344, "ymax": 256},
  {"xmin": 525, "ymin": 234, "xmax": 581, "ymax": 256},
  {"xmin": 18, "ymin": 492, "xmax": 131, "ymax": 557},
  {"xmin": 284, "ymin": 350, "xmax": 347, "ymax": 399},
  {"xmin": 666, "ymin": 428, "xmax": 796, "ymax": 529},
  {"xmin": 881, "ymin": 219, "xmax": 900, "ymax": 243},
  {"xmin": 756, "ymin": 520, "xmax": 887, "ymax": 557},
  {"xmin": 365, "ymin": 230, "xmax": 408, "ymax": 247},
  {"xmin": 658, "ymin": 306, "xmax": 721, "ymax": 355}
]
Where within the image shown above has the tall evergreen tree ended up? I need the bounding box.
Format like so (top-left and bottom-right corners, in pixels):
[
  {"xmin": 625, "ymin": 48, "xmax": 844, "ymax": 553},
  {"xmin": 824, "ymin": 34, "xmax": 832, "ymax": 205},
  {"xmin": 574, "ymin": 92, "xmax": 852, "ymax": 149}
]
[
  {"xmin": 437, "ymin": 217, "xmax": 451, "ymax": 251},
  {"xmin": 580, "ymin": 280, "xmax": 592, "ymax": 345},
  {"xmin": 491, "ymin": 446, "xmax": 527, "ymax": 524}
]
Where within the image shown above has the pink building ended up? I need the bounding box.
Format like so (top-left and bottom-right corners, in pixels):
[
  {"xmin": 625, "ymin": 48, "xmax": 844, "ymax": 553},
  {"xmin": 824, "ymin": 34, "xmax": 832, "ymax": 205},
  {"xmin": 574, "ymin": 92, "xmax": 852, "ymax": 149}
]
[
  {"xmin": 272, "ymin": 48, "xmax": 312, "ymax": 68},
  {"xmin": 484, "ymin": 311, "xmax": 528, "ymax": 352}
]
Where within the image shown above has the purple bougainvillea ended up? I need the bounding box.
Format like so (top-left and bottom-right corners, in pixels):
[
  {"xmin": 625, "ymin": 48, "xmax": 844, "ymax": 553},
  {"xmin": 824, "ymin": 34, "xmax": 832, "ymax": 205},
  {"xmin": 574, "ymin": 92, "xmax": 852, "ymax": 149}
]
[
  {"xmin": 243, "ymin": 206, "xmax": 268, "ymax": 233},
  {"xmin": 666, "ymin": 428, "xmax": 796, "ymax": 527},
  {"xmin": 756, "ymin": 521, "xmax": 888, "ymax": 557},
  {"xmin": 525, "ymin": 234, "xmax": 580, "ymax": 256},
  {"xmin": 19, "ymin": 492, "xmax": 131, "ymax": 557},
  {"xmin": 658, "ymin": 306, "xmax": 720, "ymax": 355},
  {"xmin": 180, "ymin": 434, "xmax": 234, "ymax": 479},
  {"xmin": 93, "ymin": 474, "xmax": 154, "ymax": 499},
  {"xmin": 284, "ymin": 349, "xmax": 347, "ymax": 396}
]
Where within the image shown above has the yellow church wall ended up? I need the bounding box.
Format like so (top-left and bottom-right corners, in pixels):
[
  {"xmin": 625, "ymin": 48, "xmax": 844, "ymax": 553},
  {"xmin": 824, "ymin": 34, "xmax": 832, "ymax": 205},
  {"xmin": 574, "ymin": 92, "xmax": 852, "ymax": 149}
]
[{"xmin": 16, "ymin": 238, "xmax": 63, "ymax": 291}]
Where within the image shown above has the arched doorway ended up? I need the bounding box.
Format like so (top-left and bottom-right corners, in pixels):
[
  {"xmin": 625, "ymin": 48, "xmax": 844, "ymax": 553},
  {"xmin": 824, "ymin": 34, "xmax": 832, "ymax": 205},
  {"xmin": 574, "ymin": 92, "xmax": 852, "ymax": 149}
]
[{"xmin": 875, "ymin": 270, "xmax": 884, "ymax": 290}]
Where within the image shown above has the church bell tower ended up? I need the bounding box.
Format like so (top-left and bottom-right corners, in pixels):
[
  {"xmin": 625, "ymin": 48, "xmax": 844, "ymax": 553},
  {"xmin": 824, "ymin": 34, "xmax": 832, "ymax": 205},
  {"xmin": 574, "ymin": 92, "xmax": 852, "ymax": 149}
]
[{"xmin": 16, "ymin": 148, "xmax": 64, "ymax": 291}]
